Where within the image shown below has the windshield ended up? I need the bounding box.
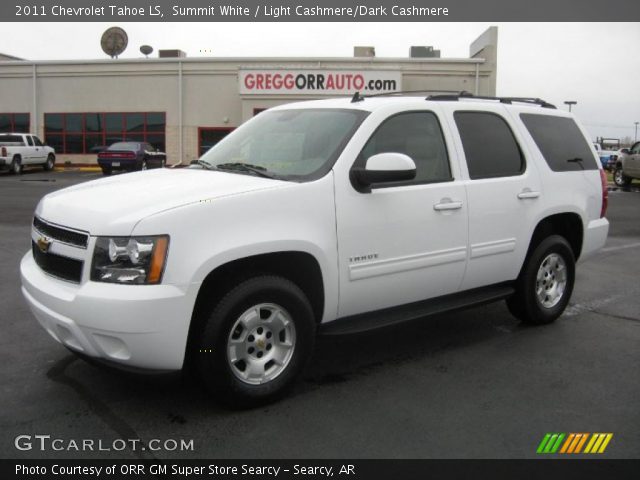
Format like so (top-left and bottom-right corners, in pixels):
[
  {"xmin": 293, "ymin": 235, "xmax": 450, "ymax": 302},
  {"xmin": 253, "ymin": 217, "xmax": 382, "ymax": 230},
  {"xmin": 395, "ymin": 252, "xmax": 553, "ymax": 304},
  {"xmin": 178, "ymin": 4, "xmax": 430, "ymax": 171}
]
[{"xmin": 198, "ymin": 109, "xmax": 368, "ymax": 181}]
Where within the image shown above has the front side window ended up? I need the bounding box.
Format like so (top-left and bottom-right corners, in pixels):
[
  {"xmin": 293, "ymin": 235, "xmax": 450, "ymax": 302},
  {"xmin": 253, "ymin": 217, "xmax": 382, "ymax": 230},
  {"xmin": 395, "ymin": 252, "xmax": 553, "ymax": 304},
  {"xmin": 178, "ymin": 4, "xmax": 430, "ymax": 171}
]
[
  {"xmin": 631, "ymin": 142, "xmax": 640, "ymax": 154},
  {"xmin": 353, "ymin": 111, "xmax": 452, "ymax": 187},
  {"xmin": 198, "ymin": 109, "xmax": 367, "ymax": 181},
  {"xmin": 520, "ymin": 113, "xmax": 598, "ymax": 171},
  {"xmin": 455, "ymin": 111, "xmax": 525, "ymax": 179}
]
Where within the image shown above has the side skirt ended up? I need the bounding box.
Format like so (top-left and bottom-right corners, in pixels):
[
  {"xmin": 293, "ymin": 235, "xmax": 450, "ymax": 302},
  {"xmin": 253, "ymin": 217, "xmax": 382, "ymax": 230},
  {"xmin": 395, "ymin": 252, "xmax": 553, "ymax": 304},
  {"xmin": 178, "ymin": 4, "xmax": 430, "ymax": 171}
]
[{"xmin": 319, "ymin": 282, "xmax": 515, "ymax": 336}]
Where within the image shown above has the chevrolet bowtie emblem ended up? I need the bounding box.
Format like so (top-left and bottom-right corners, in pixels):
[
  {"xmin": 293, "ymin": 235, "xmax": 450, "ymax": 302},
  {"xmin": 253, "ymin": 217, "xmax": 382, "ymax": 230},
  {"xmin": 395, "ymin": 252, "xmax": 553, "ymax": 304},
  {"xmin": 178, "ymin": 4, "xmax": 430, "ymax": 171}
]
[{"xmin": 36, "ymin": 236, "xmax": 52, "ymax": 254}]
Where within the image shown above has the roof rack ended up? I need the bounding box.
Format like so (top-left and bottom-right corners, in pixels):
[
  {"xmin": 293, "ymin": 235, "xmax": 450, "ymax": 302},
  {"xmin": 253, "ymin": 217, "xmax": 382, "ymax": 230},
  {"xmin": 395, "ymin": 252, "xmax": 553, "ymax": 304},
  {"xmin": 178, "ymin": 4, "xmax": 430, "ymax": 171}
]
[
  {"xmin": 426, "ymin": 92, "xmax": 556, "ymax": 109},
  {"xmin": 350, "ymin": 89, "xmax": 464, "ymax": 103}
]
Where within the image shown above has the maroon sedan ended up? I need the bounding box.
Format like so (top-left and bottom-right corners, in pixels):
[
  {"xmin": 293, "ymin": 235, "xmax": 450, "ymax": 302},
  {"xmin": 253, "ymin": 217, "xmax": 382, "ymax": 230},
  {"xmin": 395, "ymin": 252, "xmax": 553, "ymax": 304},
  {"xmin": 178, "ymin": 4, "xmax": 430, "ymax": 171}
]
[{"xmin": 97, "ymin": 141, "xmax": 166, "ymax": 175}]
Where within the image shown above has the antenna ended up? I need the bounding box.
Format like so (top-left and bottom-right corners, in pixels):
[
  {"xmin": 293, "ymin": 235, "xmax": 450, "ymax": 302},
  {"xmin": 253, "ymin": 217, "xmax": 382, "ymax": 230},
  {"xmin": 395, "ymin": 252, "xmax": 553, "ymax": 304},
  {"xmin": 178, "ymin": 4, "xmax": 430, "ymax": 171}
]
[
  {"xmin": 100, "ymin": 27, "xmax": 128, "ymax": 59},
  {"xmin": 140, "ymin": 45, "xmax": 153, "ymax": 58}
]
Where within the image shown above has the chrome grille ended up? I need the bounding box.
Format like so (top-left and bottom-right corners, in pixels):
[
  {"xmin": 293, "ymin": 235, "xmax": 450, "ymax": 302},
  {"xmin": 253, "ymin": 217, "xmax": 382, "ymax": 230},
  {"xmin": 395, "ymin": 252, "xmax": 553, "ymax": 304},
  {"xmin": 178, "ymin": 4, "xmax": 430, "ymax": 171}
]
[{"xmin": 33, "ymin": 216, "xmax": 88, "ymax": 248}]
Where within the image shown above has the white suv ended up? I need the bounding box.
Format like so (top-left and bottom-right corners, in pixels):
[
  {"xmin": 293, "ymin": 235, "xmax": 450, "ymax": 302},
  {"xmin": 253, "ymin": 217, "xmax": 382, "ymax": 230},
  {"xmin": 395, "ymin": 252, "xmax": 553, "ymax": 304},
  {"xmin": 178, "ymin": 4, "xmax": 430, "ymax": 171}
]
[{"xmin": 20, "ymin": 94, "xmax": 609, "ymax": 406}]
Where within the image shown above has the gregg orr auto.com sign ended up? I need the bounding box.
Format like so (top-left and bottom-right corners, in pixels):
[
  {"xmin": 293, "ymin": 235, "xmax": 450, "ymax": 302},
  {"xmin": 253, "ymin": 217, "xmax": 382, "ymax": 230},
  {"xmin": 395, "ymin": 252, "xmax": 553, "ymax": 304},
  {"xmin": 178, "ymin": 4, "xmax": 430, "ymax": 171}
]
[{"xmin": 240, "ymin": 70, "xmax": 401, "ymax": 95}]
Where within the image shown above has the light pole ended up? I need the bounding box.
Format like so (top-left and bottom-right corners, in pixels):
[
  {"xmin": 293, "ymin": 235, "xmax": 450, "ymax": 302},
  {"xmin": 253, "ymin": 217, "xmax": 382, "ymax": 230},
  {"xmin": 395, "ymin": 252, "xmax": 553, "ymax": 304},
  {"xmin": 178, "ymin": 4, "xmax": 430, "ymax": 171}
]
[
  {"xmin": 635, "ymin": 122, "xmax": 639, "ymax": 142},
  {"xmin": 564, "ymin": 101, "xmax": 577, "ymax": 112}
]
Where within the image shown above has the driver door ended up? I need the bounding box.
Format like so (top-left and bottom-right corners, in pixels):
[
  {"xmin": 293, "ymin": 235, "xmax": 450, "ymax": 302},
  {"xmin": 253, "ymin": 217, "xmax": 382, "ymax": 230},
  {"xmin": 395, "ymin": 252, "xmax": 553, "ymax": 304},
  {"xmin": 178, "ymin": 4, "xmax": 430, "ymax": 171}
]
[{"xmin": 334, "ymin": 110, "xmax": 468, "ymax": 318}]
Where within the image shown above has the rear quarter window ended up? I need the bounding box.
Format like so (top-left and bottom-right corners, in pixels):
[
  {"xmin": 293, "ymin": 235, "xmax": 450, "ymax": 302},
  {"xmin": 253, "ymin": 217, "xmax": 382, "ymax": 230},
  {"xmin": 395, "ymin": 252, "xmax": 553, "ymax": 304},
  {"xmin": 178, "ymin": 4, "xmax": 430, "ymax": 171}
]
[{"xmin": 520, "ymin": 114, "xmax": 598, "ymax": 171}]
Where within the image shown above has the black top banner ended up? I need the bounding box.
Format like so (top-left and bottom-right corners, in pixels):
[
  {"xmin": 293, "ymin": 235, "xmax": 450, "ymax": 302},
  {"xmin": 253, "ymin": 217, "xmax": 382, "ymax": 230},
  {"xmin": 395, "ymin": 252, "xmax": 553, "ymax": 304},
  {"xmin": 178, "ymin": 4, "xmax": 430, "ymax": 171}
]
[{"xmin": 4, "ymin": 0, "xmax": 640, "ymax": 22}]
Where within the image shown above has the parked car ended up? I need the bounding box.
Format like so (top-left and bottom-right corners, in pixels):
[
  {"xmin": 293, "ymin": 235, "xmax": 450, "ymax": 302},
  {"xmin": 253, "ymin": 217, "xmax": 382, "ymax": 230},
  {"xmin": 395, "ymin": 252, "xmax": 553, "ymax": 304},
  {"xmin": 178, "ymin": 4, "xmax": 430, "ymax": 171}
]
[
  {"xmin": 592, "ymin": 142, "xmax": 619, "ymax": 171},
  {"xmin": 613, "ymin": 143, "xmax": 640, "ymax": 187},
  {"xmin": 21, "ymin": 94, "xmax": 609, "ymax": 406},
  {"xmin": 0, "ymin": 133, "xmax": 56, "ymax": 174},
  {"xmin": 88, "ymin": 137, "xmax": 135, "ymax": 154},
  {"xmin": 97, "ymin": 141, "xmax": 166, "ymax": 175}
]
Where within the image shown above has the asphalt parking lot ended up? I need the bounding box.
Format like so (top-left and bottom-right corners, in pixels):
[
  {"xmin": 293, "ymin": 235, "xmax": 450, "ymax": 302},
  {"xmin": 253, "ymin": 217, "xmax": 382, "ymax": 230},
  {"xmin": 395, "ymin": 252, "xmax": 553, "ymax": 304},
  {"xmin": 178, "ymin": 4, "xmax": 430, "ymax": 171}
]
[{"xmin": 1, "ymin": 169, "xmax": 639, "ymax": 459}]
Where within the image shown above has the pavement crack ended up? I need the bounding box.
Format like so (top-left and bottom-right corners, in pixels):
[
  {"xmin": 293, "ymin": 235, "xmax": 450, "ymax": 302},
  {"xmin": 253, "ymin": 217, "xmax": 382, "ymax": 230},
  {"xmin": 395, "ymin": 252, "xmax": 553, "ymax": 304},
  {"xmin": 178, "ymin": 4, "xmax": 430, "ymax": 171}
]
[
  {"xmin": 591, "ymin": 310, "xmax": 640, "ymax": 324},
  {"xmin": 46, "ymin": 355, "xmax": 157, "ymax": 460}
]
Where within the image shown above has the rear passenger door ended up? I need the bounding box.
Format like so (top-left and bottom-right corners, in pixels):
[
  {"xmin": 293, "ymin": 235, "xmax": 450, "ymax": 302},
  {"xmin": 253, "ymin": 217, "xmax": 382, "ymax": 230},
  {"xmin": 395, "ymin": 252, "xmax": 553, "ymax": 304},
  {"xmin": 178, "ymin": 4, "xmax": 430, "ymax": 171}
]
[
  {"xmin": 451, "ymin": 109, "xmax": 542, "ymax": 290},
  {"xmin": 30, "ymin": 135, "xmax": 47, "ymax": 163},
  {"xmin": 23, "ymin": 135, "xmax": 37, "ymax": 164}
]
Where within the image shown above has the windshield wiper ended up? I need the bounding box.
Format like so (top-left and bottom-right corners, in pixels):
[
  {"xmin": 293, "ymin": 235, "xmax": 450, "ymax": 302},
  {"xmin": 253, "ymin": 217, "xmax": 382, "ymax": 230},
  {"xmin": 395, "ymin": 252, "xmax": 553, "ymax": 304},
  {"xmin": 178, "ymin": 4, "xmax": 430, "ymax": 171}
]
[
  {"xmin": 195, "ymin": 159, "xmax": 216, "ymax": 170},
  {"xmin": 216, "ymin": 162, "xmax": 278, "ymax": 179}
]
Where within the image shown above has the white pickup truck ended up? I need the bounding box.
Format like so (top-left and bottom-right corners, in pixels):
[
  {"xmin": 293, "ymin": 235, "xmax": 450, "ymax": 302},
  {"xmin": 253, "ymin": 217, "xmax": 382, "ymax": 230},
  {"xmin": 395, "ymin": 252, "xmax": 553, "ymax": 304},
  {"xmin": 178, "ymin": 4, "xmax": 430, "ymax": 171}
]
[{"xmin": 0, "ymin": 133, "xmax": 56, "ymax": 174}]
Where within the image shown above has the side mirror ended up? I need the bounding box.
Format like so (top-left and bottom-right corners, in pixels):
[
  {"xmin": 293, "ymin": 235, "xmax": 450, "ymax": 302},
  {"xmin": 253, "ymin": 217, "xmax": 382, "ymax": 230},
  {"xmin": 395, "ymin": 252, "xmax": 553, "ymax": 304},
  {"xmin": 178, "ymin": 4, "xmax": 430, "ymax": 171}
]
[
  {"xmin": 352, "ymin": 153, "xmax": 417, "ymax": 193},
  {"xmin": 621, "ymin": 148, "xmax": 630, "ymax": 155}
]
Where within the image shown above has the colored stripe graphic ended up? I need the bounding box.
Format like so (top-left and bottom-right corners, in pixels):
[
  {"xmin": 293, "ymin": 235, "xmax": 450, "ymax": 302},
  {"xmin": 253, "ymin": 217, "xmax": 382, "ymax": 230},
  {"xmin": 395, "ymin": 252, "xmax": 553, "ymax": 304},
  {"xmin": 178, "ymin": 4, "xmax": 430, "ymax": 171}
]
[
  {"xmin": 584, "ymin": 433, "xmax": 613, "ymax": 454},
  {"xmin": 537, "ymin": 433, "xmax": 565, "ymax": 454},
  {"xmin": 538, "ymin": 433, "xmax": 613, "ymax": 454}
]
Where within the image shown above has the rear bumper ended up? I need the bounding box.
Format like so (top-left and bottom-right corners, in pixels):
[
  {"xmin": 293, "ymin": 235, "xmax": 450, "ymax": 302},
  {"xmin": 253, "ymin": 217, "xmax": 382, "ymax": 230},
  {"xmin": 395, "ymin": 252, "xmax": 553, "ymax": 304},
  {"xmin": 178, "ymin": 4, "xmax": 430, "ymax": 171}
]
[
  {"xmin": 97, "ymin": 159, "xmax": 139, "ymax": 170},
  {"xmin": 580, "ymin": 217, "xmax": 609, "ymax": 262},
  {"xmin": 20, "ymin": 251, "xmax": 199, "ymax": 371}
]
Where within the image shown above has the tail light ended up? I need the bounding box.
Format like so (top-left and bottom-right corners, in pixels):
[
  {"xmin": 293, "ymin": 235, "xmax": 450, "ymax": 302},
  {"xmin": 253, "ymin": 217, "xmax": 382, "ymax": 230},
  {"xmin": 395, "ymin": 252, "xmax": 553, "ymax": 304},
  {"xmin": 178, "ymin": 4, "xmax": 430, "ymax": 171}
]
[
  {"xmin": 98, "ymin": 152, "xmax": 136, "ymax": 159},
  {"xmin": 1, "ymin": 147, "xmax": 6, "ymax": 157},
  {"xmin": 599, "ymin": 169, "xmax": 608, "ymax": 218}
]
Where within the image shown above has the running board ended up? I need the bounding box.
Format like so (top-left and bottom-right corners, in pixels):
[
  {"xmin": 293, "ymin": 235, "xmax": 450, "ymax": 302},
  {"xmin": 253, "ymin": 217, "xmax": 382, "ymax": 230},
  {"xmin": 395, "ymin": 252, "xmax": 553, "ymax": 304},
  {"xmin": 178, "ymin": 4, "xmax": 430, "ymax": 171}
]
[{"xmin": 320, "ymin": 283, "xmax": 515, "ymax": 336}]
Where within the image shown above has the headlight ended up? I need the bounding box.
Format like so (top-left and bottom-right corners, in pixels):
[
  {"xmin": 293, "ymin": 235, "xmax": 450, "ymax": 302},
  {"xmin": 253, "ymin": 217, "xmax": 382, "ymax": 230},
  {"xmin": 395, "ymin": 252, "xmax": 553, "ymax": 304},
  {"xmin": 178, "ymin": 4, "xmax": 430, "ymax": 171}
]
[{"xmin": 91, "ymin": 235, "xmax": 169, "ymax": 285}]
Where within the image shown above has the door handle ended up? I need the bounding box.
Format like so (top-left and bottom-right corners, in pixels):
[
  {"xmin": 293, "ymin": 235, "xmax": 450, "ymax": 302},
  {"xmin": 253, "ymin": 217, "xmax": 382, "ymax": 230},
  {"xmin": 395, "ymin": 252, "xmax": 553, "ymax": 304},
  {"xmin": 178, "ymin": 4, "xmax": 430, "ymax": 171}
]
[
  {"xmin": 517, "ymin": 189, "xmax": 540, "ymax": 199},
  {"xmin": 433, "ymin": 199, "xmax": 463, "ymax": 211}
]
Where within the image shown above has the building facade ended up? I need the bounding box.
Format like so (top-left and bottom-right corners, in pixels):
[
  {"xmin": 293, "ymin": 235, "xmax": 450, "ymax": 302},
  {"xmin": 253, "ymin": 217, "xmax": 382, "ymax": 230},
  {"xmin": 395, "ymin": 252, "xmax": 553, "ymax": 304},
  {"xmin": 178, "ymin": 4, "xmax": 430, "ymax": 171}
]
[{"xmin": 0, "ymin": 27, "xmax": 497, "ymax": 165}]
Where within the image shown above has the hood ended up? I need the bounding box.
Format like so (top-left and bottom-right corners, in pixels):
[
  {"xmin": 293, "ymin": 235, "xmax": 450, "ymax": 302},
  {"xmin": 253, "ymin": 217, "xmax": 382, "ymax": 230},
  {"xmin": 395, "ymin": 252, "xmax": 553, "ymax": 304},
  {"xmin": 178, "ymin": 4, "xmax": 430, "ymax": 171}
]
[{"xmin": 35, "ymin": 168, "xmax": 288, "ymax": 235}]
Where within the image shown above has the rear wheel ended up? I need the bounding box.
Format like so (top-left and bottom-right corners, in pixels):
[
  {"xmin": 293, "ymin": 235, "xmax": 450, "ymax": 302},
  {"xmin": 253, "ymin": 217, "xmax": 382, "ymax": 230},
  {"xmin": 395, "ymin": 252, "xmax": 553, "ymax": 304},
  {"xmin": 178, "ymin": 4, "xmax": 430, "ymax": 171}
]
[
  {"xmin": 507, "ymin": 235, "xmax": 575, "ymax": 325},
  {"xmin": 43, "ymin": 154, "xmax": 55, "ymax": 171},
  {"xmin": 101, "ymin": 166, "xmax": 112, "ymax": 176},
  {"xmin": 10, "ymin": 156, "xmax": 22, "ymax": 175},
  {"xmin": 195, "ymin": 276, "xmax": 315, "ymax": 407},
  {"xmin": 613, "ymin": 167, "xmax": 632, "ymax": 187}
]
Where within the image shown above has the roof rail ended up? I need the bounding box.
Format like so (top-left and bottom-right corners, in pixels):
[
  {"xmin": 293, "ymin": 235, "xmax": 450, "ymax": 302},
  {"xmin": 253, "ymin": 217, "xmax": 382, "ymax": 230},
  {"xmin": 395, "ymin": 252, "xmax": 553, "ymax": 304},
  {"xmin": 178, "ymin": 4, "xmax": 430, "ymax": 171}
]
[
  {"xmin": 351, "ymin": 91, "xmax": 365, "ymax": 103},
  {"xmin": 350, "ymin": 89, "xmax": 464, "ymax": 103},
  {"xmin": 426, "ymin": 92, "xmax": 556, "ymax": 109}
]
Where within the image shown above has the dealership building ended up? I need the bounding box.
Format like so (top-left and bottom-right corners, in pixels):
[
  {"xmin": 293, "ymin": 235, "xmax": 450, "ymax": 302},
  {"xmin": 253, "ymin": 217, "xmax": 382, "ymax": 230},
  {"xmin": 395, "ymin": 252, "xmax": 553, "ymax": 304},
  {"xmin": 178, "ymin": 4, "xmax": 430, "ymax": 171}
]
[{"xmin": 0, "ymin": 27, "xmax": 497, "ymax": 166}]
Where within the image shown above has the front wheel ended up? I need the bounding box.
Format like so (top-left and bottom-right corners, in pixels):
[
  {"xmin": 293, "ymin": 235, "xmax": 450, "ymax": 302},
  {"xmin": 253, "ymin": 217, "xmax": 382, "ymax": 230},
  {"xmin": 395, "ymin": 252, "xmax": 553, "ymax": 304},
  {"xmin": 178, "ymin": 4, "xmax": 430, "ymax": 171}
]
[
  {"xmin": 43, "ymin": 154, "xmax": 55, "ymax": 171},
  {"xmin": 195, "ymin": 276, "xmax": 315, "ymax": 407},
  {"xmin": 141, "ymin": 160, "xmax": 148, "ymax": 171},
  {"xmin": 613, "ymin": 167, "xmax": 631, "ymax": 187},
  {"xmin": 507, "ymin": 235, "xmax": 575, "ymax": 325}
]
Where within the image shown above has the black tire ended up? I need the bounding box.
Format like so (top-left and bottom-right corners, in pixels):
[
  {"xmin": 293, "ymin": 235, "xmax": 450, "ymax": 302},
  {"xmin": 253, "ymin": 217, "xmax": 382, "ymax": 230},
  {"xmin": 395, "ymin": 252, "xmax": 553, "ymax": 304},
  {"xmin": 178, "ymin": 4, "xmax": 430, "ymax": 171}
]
[
  {"xmin": 507, "ymin": 235, "xmax": 575, "ymax": 325},
  {"xmin": 195, "ymin": 276, "xmax": 315, "ymax": 408},
  {"xmin": 10, "ymin": 156, "xmax": 22, "ymax": 175},
  {"xmin": 43, "ymin": 154, "xmax": 55, "ymax": 171},
  {"xmin": 613, "ymin": 167, "xmax": 631, "ymax": 187},
  {"xmin": 101, "ymin": 166, "xmax": 112, "ymax": 176},
  {"xmin": 141, "ymin": 160, "xmax": 148, "ymax": 171}
]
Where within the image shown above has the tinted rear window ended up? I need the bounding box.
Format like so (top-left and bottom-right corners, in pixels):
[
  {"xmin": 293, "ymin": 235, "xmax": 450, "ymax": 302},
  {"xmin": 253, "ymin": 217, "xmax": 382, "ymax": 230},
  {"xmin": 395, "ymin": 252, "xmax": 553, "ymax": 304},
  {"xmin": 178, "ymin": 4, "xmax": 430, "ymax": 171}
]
[
  {"xmin": 520, "ymin": 114, "xmax": 597, "ymax": 171},
  {"xmin": 108, "ymin": 142, "xmax": 138, "ymax": 151},
  {"xmin": 454, "ymin": 111, "xmax": 524, "ymax": 179},
  {"xmin": 0, "ymin": 135, "xmax": 24, "ymax": 145}
]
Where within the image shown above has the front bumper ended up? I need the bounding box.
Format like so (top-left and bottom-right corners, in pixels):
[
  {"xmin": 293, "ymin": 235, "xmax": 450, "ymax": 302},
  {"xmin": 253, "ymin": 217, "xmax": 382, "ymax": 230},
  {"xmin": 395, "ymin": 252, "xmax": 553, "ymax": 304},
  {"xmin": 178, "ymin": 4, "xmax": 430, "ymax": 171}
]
[{"xmin": 20, "ymin": 251, "xmax": 198, "ymax": 371}]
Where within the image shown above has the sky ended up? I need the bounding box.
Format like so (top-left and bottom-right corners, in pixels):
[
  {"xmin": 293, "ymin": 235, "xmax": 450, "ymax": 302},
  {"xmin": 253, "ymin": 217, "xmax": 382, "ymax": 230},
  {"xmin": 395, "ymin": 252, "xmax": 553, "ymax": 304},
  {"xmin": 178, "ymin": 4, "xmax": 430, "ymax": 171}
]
[{"xmin": 2, "ymin": 22, "xmax": 639, "ymax": 143}]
